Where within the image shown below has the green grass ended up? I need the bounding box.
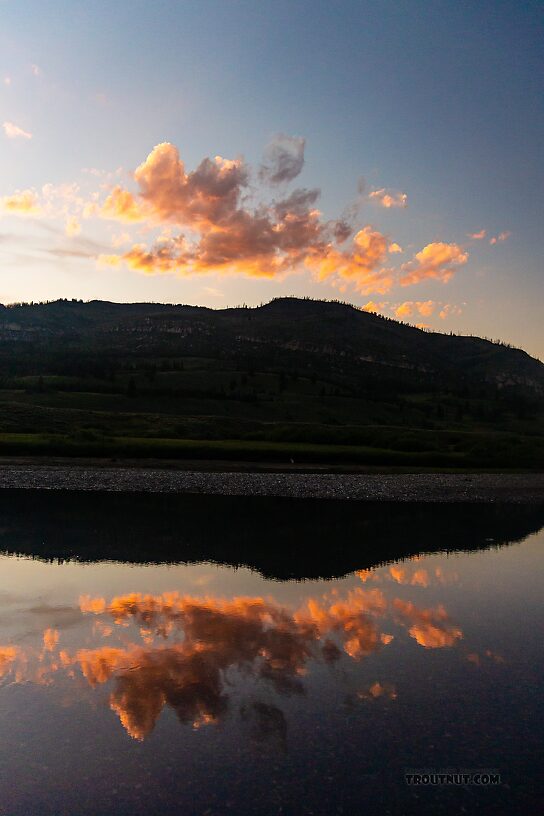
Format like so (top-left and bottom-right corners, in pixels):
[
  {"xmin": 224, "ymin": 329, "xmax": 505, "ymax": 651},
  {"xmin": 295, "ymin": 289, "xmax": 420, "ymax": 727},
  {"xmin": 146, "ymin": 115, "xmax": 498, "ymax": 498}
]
[
  {"xmin": 0, "ymin": 347, "xmax": 543, "ymax": 468},
  {"xmin": 0, "ymin": 431, "xmax": 540, "ymax": 468}
]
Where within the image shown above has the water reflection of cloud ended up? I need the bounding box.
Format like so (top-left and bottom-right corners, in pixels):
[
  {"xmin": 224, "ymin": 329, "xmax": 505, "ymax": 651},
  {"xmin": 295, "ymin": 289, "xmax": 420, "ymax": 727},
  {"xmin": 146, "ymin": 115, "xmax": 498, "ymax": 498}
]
[
  {"xmin": 43, "ymin": 628, "xmax": 59, "ymax": 651},
  {"xmin": 0, "ymin": 645, "xmax": 21, "ymax": 678},
  {"xmin": 357, "ymin": 564, "xmax": 457, "ymax": 587},
  {"xmin": 0, "ymin": 583, "xmax": 467, "ymax": 739},
  {"xmin": 357, "ymin": 681, "xmax": 397, "ymax": 701},
  {"xmin": 393, "ymin": 600, "xmax": 463, "ymax": 648}
]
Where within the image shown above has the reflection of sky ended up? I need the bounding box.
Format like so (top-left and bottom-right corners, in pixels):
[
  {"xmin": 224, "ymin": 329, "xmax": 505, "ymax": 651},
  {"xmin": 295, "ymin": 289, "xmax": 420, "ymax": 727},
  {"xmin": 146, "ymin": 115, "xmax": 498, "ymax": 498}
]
[
  {"xmin": 0, "ymin": 529, "xmax": 543, "ymax": 813},
  {"xmin": 0, "ymin": 566, "xmax": 458, "ymax": 739},
  {"xmin": 2, "ymin": 531, "xmax": 543, "ymax": 737}
]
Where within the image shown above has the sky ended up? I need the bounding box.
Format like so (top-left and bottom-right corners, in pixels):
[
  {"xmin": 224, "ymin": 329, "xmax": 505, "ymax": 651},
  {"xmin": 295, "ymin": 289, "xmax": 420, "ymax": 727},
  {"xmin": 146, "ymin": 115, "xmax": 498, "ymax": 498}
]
[{"xmin": 0, "ymin": 0, "xmax": 542, "ymax": 358}]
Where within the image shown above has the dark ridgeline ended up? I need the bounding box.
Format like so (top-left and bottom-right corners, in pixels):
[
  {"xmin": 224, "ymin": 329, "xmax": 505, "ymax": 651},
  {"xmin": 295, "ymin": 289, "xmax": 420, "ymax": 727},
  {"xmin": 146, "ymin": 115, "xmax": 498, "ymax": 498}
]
[
  {"xmin": 1, "ymin": 490, "xmax": 543, "ymax": 579},
  {"xmin": 0, "ymin": 297, "xmax": 542, "ymax": 466}
]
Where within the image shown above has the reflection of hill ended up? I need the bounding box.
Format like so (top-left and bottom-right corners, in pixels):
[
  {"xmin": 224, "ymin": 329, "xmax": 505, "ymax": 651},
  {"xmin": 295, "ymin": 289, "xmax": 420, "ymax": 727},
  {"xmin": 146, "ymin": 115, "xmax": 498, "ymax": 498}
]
[{"xmin": 1, "ymin": 490, "xmax": 542, "ymax": 579}]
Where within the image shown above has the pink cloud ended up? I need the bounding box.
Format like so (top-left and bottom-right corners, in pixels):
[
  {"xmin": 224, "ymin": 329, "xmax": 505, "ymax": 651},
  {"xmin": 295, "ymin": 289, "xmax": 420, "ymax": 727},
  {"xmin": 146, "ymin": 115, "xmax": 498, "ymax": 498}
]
[{"xmin": 489, "ymin": 231, "xmax": 511, "ymax": 245}]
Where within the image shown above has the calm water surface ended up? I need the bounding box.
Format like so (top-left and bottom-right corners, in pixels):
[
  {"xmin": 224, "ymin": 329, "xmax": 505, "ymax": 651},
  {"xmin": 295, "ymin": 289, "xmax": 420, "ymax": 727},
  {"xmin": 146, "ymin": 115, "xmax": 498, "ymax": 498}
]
[{"xmin": 0, "ymin": 494, "xmax": 543, "ymax": 815}]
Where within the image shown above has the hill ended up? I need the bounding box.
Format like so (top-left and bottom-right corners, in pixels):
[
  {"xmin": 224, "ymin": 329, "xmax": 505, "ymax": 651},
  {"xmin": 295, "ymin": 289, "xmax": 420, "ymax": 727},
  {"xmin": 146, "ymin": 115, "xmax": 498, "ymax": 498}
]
[{"xmin": 0, "ymin": 297, "xmax": 542, "ymax": 467}]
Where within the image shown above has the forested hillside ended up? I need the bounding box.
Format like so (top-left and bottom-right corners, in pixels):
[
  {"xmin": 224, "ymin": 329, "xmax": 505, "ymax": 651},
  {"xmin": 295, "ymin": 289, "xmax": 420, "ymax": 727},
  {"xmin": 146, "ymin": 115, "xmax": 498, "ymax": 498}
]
[{"xmin": 0, "ymin": 297, "xmax": 542, "ymax": 467}]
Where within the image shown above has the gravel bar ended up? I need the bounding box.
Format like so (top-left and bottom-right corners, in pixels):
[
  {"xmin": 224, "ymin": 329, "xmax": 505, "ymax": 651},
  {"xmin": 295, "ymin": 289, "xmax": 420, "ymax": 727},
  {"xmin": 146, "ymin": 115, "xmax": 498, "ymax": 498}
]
[{"xmin": 0, "ymin": 466, "xmax": 543, "ymax": 502}]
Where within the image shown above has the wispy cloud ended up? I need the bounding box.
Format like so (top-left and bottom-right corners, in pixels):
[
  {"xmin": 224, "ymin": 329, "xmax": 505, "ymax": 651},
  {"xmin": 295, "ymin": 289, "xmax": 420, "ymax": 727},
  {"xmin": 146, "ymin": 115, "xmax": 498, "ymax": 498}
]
[
  {"xmin": 489, "ymin": 230, "xmax": 511, "ymax": 245},
  {"xmin": 202, "ymin": 286, "xmax": 224, "ymax": 298},
  {"xmin": 438, "ymin": 303, "xmax": 463, "ymax": 320},
  {"xmin": 468, "ymin": 229, "xmax": 486, "ymax": 240},
  {"xmin": 46, "ymin": 234, "xmax": 112, "ymax": 260},
  {"xmin": 3, "ymin": 121, "xmax": 32, "ymax": 140}
]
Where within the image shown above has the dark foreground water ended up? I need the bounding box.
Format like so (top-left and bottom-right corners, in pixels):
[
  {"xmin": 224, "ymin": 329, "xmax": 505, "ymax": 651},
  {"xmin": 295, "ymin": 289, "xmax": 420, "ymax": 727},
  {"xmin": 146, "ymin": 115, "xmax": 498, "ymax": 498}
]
[{"xmin": 0, "ymin": 493, "xmax": 543, "ymax": 815}]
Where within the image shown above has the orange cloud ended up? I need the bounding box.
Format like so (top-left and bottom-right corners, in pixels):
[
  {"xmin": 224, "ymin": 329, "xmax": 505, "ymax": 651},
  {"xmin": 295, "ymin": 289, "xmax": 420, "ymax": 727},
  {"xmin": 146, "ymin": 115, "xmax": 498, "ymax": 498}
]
[
  {"xmin": 101, "ymin": 158, "xmax": 395, "ymax": 289},
  {"xmin": 399, "ymin": 242, "xmax": 468, "ymax": 287},
  {"xmin": 394, "ymin": 302, "xmax": 414, "ymax": 318},
  {"xmin": 368, "ymin": 188, "xmax": 407, "ymax": 208},
  {"xmin": 304, "ymin": 226, "xmax": 395, "ymax": 294},
  {"xmin": 96, "ymin": 142, "xmax": 464, "ymax": 294},
  {"xmin": 101, "ymin": 186, "xmax": 146, "ymax": 222},
  {"xmin": 361, "ymin": 301, "xmax": 386, "ymax": 314},
  {"xmin": 3, "ymin": 121, "xmax": 32, "ymax": 140},
  {"xmin": 0, "ymin": 189, "xmax": 41, "ymax": 215},
  {"xmin": 468, "ymin": 229, "xmax": 486, "ymax": 240},
  {"xmin": 0, "ymin": 135, "xmax": 475, "ymax": 297},
  {"xmin": 394, "ymin": 300, "xmax": 436, "ymax": 319}
]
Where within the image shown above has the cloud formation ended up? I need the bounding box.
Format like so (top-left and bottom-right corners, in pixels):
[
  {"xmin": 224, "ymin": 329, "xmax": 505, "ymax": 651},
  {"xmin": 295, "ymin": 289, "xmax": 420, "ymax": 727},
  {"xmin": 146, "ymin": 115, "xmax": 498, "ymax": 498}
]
[
  {"xmin": 0, "ymin": 136, "xmax": 484, "ymax": 297},
  {"xmin": 369, "ymin": 188, "xmax": 407, "ymax": 208},
  {"xmin": 399, "ymin": 242, "xmax": 468, "ymax": 286},
  {"xmin": 98, "ymin": 142, "xmax": 392, "ymax": 289},
  {"xmin": 3, "ymin": 121, "xmax": 32, "ymax": 140},
  {"xmin": 394, "ymin": 300, "xmax": 435, "ymax": 319},
  {"xmin": 94, "ymin": 142, "xmax": 475, "ymax": 295}
]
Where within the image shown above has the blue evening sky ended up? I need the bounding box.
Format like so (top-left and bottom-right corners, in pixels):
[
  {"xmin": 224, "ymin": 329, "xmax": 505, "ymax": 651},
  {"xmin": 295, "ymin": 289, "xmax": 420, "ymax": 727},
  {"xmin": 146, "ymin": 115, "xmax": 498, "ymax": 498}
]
[{"xmin": 1, "ymin": 0, "xmax": 542, "ymax": 357}]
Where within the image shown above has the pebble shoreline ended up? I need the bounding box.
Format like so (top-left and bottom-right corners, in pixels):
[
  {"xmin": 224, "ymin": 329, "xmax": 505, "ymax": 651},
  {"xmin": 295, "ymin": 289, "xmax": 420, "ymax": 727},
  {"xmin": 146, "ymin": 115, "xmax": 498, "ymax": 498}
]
[{"xmin": 0, "ymin": 465, "xmax": 543, "ymax": 503}]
